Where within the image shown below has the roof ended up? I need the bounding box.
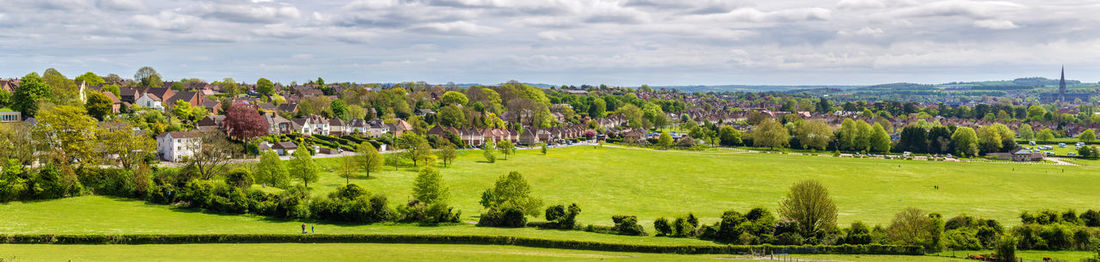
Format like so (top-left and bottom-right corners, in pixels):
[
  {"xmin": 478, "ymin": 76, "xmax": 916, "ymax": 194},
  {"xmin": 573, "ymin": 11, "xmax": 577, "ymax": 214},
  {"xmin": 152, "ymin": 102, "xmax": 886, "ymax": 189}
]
[
  {"xmin": 273, "ymin": 141, "xmax": 298, "ymax": 149},
  {"xmin": 156, "ymin": 131, "xmax": 201, "ymax": 139}
]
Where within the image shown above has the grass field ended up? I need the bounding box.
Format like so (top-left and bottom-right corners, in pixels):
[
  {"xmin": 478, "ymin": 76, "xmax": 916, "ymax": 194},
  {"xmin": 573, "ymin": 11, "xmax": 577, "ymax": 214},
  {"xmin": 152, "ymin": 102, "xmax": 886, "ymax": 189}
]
[
  {"xmin": 0, "ymin": 243, "xmax": 966, "ymax": 262},
  {"xmin": 301, "ymin": 145, "xmax": 1100, "ymax": 227}
]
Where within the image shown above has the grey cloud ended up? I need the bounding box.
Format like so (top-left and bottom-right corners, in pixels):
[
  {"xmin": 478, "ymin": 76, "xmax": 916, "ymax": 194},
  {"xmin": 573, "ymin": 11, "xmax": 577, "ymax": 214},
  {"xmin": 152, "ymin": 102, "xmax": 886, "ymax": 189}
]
[{"xmin": 96, "ymin": 0, "xmax": 144, "ymax": 11}]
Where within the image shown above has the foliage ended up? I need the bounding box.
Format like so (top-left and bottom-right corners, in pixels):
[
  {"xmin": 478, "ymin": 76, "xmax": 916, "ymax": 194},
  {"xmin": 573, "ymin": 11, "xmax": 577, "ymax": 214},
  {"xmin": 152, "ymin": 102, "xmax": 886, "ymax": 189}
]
[
  {"xmin": 611, "ymin": 215, "xmax": 647, "ymax": 236},
  {"xmin": 85, "ymin": 91, "xmax": 113, "ymax": 120},
  {"xmin": 479, "ymin": 171, "xmax": 542, "ymax": 217},
  {"xmin": 542, "ymin": 203, "xmax": 581, "ymax": 229},
  {"xmin": 657, "ymin": 131, "xmax": 673, "ymax": 149},
  {"xmin": 483, "ymin": 141, "xmax": 496, "ymax": 163},
  {"xmin": 11, "ymin": 72, "xmax": 51, "ymax": 117},
  {"xmin": 951, "ymin": 127, "xmax": 980, "ymax": 157},
  {"xmin": 33, "ymin": 105, "xmax": 99, "ymax": 168},
  {"xmin": 225, "ymin": 104, "xmax": 268, "ymax": 140},
  {"xmin": 357, "ymin": 142, "xmax": 384, "ymax": 178},
  {"xmin": 134, "ymin": 66, "xmax": 162, "ymax": 87},
  {"xmin": 224, "ymin": 168, "xmax": 254, "ymax": 189},
  {"xmin": 779, "ymin": 180, "xmax": 837, "ymax": 236},
  {"xmin": 751, "ymin": 118, "xmax": 789, "ymax": 148},
  {"xmin": 255, "ymin": 78, "xmax": 274, "ymax": 97},
  {"xmin": 437, "ymin": 144, "xmax": 457, "ymax": 167},
  {"xmin": 289, "ymin": 145, "xmax": 319, "ymax": 188},
  {"xmin": 497, "ymin": 140, "xmax": 515, "ymax": 159},
  {"xmin": 413, "ymin": 167, "xmax": 448, "ymax": 204},
  {"xmin": 254, "ymin": 150, "xmax": 290, "ymax": 188},
  {"xmin": 795, "ymin": 120, "xmax": 834, "ymax": 150}
]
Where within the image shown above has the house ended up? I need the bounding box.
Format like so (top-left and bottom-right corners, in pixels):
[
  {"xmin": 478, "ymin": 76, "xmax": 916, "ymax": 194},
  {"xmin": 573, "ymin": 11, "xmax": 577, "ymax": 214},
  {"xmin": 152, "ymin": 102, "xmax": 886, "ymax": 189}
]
[
  {"xmin": 277, "ymin": 103, "xmax": 299, "ymax": 115},
  {"xmin": 264, "ymin": 113, "xmax": 294, "ymax": 134},
  {"xmin": 164, "ymin": 91, "xmax": 204, "ymax": 109},
  {"xmin": 135, "ymin": 93, "xmax": 164, "ymax": 110},
  {"xmin": 102, "ymin": 92, "xmax": 122, "ymax": 113},
  {"xmin": 0, "ymin": 111, "xmax": 21, "ymax": 123},
  {"xmin": 388, "ymin": 119, "xmax": 413, "ymax": 136},
  {"xmin": 366, "ymin": 119, "xmax": 390, "ymax": 137},
  {"xmin": 0, "ymin": 78, "xmax": 18, "ymax": 93},
  {"xmin": 292, "ymin": 115, "xmax": 330, "ymax": 136},
  {"xmin": 416, "ymin": 109, "xmax": 435, "ymax": 116},
  {"xmin": 272, "ymin": 141, "xmax": 298, "ymax": 156},
  {"xmin": 156, "ymin": 131, "xmax": 201, "ymax": 162},
  {"xmin": 196, "ymin": 115, "xmax": 226, "ymax": 131},
  {"xmin": 329, "ymin": 118, "xmax": 346, "ymax": 136}
]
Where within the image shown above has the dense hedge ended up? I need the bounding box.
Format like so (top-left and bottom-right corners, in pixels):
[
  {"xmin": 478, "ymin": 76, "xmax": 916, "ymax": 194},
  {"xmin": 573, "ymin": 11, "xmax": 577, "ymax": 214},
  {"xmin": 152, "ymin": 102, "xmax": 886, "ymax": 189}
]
[{"xmin": 0, "ymin": 234, "xmax": 925, "ymax": 255}]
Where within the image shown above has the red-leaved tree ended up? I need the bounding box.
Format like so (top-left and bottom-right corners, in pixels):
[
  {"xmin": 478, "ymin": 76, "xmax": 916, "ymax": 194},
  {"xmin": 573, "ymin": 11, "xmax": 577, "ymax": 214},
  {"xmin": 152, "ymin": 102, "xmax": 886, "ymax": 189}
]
[{"xmin": 225, "ymin": 103, "xmax": 269, "ymax": 140}]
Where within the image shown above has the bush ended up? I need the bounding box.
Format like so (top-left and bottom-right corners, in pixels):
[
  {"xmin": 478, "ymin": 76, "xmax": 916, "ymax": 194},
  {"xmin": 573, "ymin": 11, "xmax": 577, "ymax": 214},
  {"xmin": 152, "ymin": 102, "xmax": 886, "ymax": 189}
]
[
  {"xmin": 611, "ymin": 215, "xmax": 646, "ymax": 236},
  {"xmin": 995, "ymin": 236, "xmax": 1016, "ymax": 262},
  {"xmin": 398, "ymin": 201, "xmax": 460, "ymax": 225},
  {"xmin": 654, "ymin": 217, "xmax": 672, "ymax": 236},
  {"xmin": 541, "ymin": 203, "xmax": 580, "ymax": 229},
  {"xmin": 478, "ymin": 207, "xmax": 527, "ymax": 228},
  {"xmin": 225, "ymin": 168, "xmax": 254, "ymax": 189},
  {"xmin": 78, "ymin": 168, "xmax": 137, "ymax": 197}
]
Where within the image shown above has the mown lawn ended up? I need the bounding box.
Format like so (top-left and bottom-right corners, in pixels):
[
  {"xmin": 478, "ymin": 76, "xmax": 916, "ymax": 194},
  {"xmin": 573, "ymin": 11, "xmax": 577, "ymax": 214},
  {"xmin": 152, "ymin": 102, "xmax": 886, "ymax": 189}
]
[
  {"xmin": 0, "ymin": 243, "xmax": 965, "ymax": 262},
  {"xmin": 303, "ymin": 145, "xmax": 1100, "ymax": 227}
]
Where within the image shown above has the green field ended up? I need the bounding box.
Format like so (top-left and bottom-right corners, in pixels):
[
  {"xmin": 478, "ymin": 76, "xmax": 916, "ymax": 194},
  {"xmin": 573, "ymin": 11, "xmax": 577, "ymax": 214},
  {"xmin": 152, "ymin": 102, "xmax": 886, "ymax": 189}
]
[
  {"xmin": 303, "ymin": 146, "xmax": 1100, "ymax": 227},
  {"xmin": 0, "ymin": 243, "xmax": 966, "ymax": 262}
]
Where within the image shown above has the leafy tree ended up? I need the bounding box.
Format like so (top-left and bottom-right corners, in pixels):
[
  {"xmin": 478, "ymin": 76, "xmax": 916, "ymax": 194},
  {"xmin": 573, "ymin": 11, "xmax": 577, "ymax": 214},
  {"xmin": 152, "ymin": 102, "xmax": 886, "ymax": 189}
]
[
  {"xmin": 657, "ymin": 131, "xmax": 673, "ymax": 149},
  {"xmin": 898, "ymin": 126, "xmax": 927, "ymax": 153},
  {"xmin": 1038, "ymin": 128, "xmax": 1055, "ymax": 142},
  {"xmin": 1018, "ymin": 124, "xmax": 1035, "ymax": 140},
  {"xmin": 169, "ymin": 82, "xmax": 185, "ymax": 91},
  {"xmin": 778, "ymin": 180, "xmax": 837, "ymax": 236},
  {"xmin": 497, "ymin": 140, "xmax": 515, "ymax": 159},
  {"xmin": 224, "ymin": 103, "xmax": 268, "ymax": 140},
  {"xmin": 256, "ymin": 78, "xmax": 275, "ymax": 97},
  {"xmin": 816, "ymin": 97, "xmax": 831, "ymax": 114},
  {"xmin": 255, "ymin": 150, "xmax": 290, "ymax": 187},
  {"xmin": 438, "ymin": 105, "xmax": 466, "ymax": 127},
  {"xmin": 97, "ymin": 121, "xmax": 156, "ymax": 169},
  {"xmin": 75, "ymin": 72, "xmax": 104, "ymax": 87},
  {"xmin": 888, "ymin": 208, "xmax": 942, "ymax": 250},
  {"xmin": 927, "ymin": 126, "xmax": 953, "ymax": 154},
  {"xmin": 480, "ymin": 171, "xmax": 543, "ymax": 216},
  {"xmin": 33, "ymin": 105, "xmax": 98, "ymax": 169},
  {"xmin": 397, "ymin": 133, "xmax": 427, "ymax": 166},
  {"xmin": 718, "ymin": 126, "xmax": 742, "ymax": 146},
  {"xmin": 413, "ymin": 166, "xmax": 448, "ymax": 204},
  {"xmin": 440, "ymin": 91, "xmax": 468, "ymax": 105},
  {"xmin": 1079, "ymin": 129, "xmax": 1096, "ymax": 143},
  {"xmin": 134, "ymin": 66, "xmax": 162, "ymax": 87},
  {"xmin": 619, "ymin": 104, "xmax": 645, "ymax": 129},
  {"xmin": 855, "ymin": 121, "xmax": 873, "ymax": 152},
  {"xmin": 188, "ymin": 131, "xmax": 239, "ymax": 179},
  {"xmin": 589, "ymin": 98, "xmax": 606, "ymax": 118},
  {"xmin": 1027, "ymin": 105, "xmax": 1047, "ymax": 122},
  {"xmin": 331, "ymin": 99, "xmax": 348, "ymax": 120},
  {"xmin": 42, "ymin": 68, "xmax": 78, "ymax": 105},
  {"xmin": 84, "ymin": 91, "xmax": 113, "ymax": 120},
  {"xmin": 289, "ymin": 145, "xmax": 319, "ymax": 188},
  {"xmin": 483, "ymin": 141, "xmax": 496, "ymax": 163},
  {"xmin": 837, "ymin": 118, "xmax": 858, "ymax": 151},
  {"xmin": 977, "ymin": 124, "xmax": 1015, "ymax": 153},
  {"xmin": 0, "ymin": 88, "xmax": 10, "ymax": 106},
  {"xmin": 870, "ymin": 123, "xmax": 892, "ymax": 153},
  {"xmin": 795, "ymin": 120, "xmax": 834, "ymax": 150},
  {"xmin": 225, "ymin": 168, "xmax": 254, "ymax": 189},
  {"xmin": 11, "ymin": 73, "xmax": 51, "ymax": 117},
  {"xmin": 357, "ymin": 142, "xmax": 384, "ymax": 178},
  {"xmin": 339, "ymin": 154, "xmax": 358, "ymax": 185},
  {"xmin": 540, "ymin": 143, "xmax": 548, "ymax": 155},
  {"xmin": 951, "ymin": 127, "xmax": 980, "ymax": 157},
  {"xmin": 751, "ymin": 118, "xmax": 789, "ymax": 148},
  {"xmin": 437, "ymin": 144, "xmax": 457, "ymax": 167},
  {"xmin": 415, "ymin": 142, "xmax": 437, "ymax": 166}
]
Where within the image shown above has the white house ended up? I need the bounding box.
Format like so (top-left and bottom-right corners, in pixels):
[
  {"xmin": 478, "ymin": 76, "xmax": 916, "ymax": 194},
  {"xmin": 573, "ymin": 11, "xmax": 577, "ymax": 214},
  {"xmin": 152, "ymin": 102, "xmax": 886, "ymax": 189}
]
[
  {"xmin": 156, "ymin": 131, "xmax": 201, "ymax": 162},
  {"xmin": 135, "ymin": 93, "xmax": 164, "ymax": 110}
]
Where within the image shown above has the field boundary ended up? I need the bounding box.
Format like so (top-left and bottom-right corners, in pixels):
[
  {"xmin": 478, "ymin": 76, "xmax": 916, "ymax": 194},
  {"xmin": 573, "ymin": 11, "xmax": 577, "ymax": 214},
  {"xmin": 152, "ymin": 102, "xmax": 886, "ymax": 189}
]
[{"xmin": 0, "ymin": 234, "xmax": 925, "ymax": 255}]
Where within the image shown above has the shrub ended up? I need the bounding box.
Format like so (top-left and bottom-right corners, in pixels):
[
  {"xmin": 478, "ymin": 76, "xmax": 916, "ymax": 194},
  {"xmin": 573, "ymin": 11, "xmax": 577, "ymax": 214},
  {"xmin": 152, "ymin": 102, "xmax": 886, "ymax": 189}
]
[
  {"xmin": 673, "ymin": 217, "xmax": 695, "ymax": 237},
  {"xmin": 478, "ymin": 207, "xmax": 527, "ymax": 228},
  {"xmin": 611, "ymin": 215, "xmax": 646, "ymax": 236},
  {"xmin": 995, "ymin": 236, "xmax": 1016, "ymax": 262},
  {"xmin": 542, "ymin": 203, "xmax": 581, "ymax": 229},
  {"xmin": 224, "ymin": 168, "xmax": 253, "ymax": 189},
  {"xmin": 654, "ymin": 217, "xmax": 672, "ymax": 236},
  {"xmin": 398, "ymin": 201, "xmax": 460, "ymax": 225},
  {"xmin": 844, "ymin": 221, "xmax": 872, "ymax": 245}
]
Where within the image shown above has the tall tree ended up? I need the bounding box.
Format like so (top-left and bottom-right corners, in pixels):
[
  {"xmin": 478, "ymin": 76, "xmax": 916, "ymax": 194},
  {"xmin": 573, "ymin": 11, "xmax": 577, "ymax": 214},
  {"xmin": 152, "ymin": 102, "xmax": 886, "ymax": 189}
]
[
  {"xmin": 437, "ymin": 144, "xmax": 457, "ymax": 167},
  {"xmin": 224, "ymin": 103, "xmax": 268, "ymax": 140},
  {"xmin": 255, "ymin": 78, "xmax": 275, "ymax": 97},
  {"xmin": 483, "ymin": 141, "xmax": 496, "ymax": 163},
  {"xmin": 34, "ymin": 105, "xmax": 98, "ymax": 169},
  {"xmin": 11, "ymin": 73, "xmax": 51, "ymax": 117},
  {"xmin": 357, "ymin": 142, "xmax": 384, "ymax": 178},
  {"xmin": 74, "ymin": 72, "xmax": 104, "ymax": 87},
  {"xmin": 951, "ymin": 127, "xmax": 979, "ymax": 157},
  {"xmin": 440, "ymin": 91, "xmax": 468, "ymax": 106},
  {"xmin": 413, "ymin": 166, "xmax": 448, "ymax": 204},
  {"xmin": 98, "ymin": 121, "xmax": 156, "ymax": 169},
  {"xmin": 188, "ymin": 130, "xmax": 238, "ymax": 179},
  {"xmin": 870, "ymin": 123, "xmax": 892, "ymax": 153},
  {"xmin": 255, "ymin": 150, "xmax": 289, "ymax": 187},
  {"xmin": 289, "ymin": 145, "xmax": 319, "ymax": 188},
  {"xmin": 898, "ymin": 126, "xmax": 928, "ymax": 153},
  {"xmin": 751, "ymin": 118, "xmax": 789, "ymax": 148},
  {"xmin": 1018, "ymin": 124, "xmax": 1035, "ymax": 140},
  {"xmin": 497, "ymin": 140, "xmax": 515, "ymax": 159},
  {"xmin": 778, "ymin": 180, "xmax": 837, "ymax": 236},
  {"xmin": 134, "ymin": 66, "xmax": 162, "ymax": 87},
  {"xmin": 1079, "ymin": 129, "xmax": 1096, "ymax": 143},
  {"xmin": 795, "ymin": 120, "xmax": 834, "ymax": 150},
  {"xmin": 85, "ymin": 91, "xmax": 113, "ymax": 120},
  {"xmin": 339, "ymin": 155, "xmax": 358, "ymax": 185}
]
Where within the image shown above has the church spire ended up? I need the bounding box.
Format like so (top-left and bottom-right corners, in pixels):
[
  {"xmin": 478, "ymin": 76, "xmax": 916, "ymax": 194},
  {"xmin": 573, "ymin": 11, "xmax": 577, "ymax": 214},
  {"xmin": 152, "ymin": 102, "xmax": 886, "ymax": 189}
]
[{"xmin": 1059, "ymin": 65, "xmax": 1066, "ymax": 102}]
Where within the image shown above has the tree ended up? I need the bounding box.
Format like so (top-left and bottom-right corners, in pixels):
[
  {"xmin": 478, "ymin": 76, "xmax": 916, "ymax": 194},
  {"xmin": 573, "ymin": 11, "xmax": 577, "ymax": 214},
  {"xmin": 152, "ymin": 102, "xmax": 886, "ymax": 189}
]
[
  {"xmin": 887, "ymin": 208, "xmax": 940, "ymax": 249},
  {"xmin": 795, "ymin": 120, "xmax": 833, "ymax": 150},
  {"xmin": 397, "ymin": 133, "xmax": 427, "ymax": 166},
  {"xmin": 656, "ymin": 131, "xmax": 674, "ymax": 149},
  {"xmin": 440, "ymin": 91, "xmax": 468, "ymax": 106},
  {"xmin": 256, "ymin": 78, "xmax": 275, "ymax": 97},
  {"xmin": 497, "ymin": 140, "xmax": 515, "ymax": 159},
  {"xmin": 1027, "ymin": 105, "xmax": 1047, "ymax": 122},
  {"xmin": 1079, "ymin": 129, "xmax": 1096, "ymax": 143},
  {"xmin": 1038, "ymin": 128, "xmax": 1056, "ymax": 142},
  {"xmin": 951, "ymin": 127, "xmax": 979, "ymax": 157},
  {"xmin": 331, "ymin": 99, "xmax": 349, "ymax": 120},
  {"xmin": 188, "ymin": 130, "xmax": 239, "ymax": 180},
  {"xmin": 84, "ymin": 91, "xmax": 113, "ymax": 120},
  {"xmin": 339, "ymin": 154, "xmax": 358, "ymax": 185},
  {"xmin": 74, "ymin": 72, "xmax": 104, "ymax": 87},
  {"xmin": 816, "ymin": 98, "xmax": 831, "ymax": 114},
  {"xmin": 225, "ymin": 168, "xmax": 254, "ymax": 189},
  {"xmin": 413, "ymin": 166, "xmax": 448, "ymax": 204},
  {"xmin": 357, "ymin": 142, "xmax": 384, "ymax": 178},
  {"xmin": 870, "ymin": 123, "xmax": 892, "ymax": 153},
  {"xmin": 778, "ymin": 180, "xmax": 837, "ymax": 236},
  {"xmin": 33, "ymin": 105, "xmax": 98, "ymax": 169},
  {"xmin": 98, "ymin": 121, "xmax": 156, "ymax": 169},
  {"xmin": 751, "ymin": 119, "xmax": 789, "ymax": 148},
  {"xmin": 438, "ymin": 105, "xmax": 466, "ymax": 127},
  {"xmin": 11, "ymin": 73, "xmax": 51, "ymax": 117},
  {"xmin": 102, "ymin": 84, "xmax": 120, "ymax": 98},
  {"xmin": 837, "ymin": 119, "xmax": 858, "ymax": 151},
  {"xmin": 718, "ymin": 126, "xmax": 742, "ymax": 146},
  {"xmin": 405, "ymin": 141, "xmax": 432, "ymax": 167},
  {"xmin": 289, "ymin": 145, "xmax": 319, "ymax": 188},
  {"xmin": 224, "ymin": 103, "xmax": 268, "ymax": 140},
  {"xmin": 134, "ymin": 66, "xmax": 162, "ymax": 87},
  {"xmin": 1018, "ymin": 124, "xmax": 1035, "ymax": 140},
  {"xmin": 589, "ymin": 98, "xmax": 606, "ymax": 118},
  {"xmin": 483, "ymin": 141, "xmax": 496, "ymax": 163},
  {"xmin": 255, "ymin": 150, "xmax": 290, "ymax": 187},
  {"xmin": 977, "ymin": 124, "xmax": 1015, "ymax": 153},
  {"xmin": 480, "ymin": 171, "xmax": 543, "ymax": 216},
  {"xmin": 437, "ymin": 144, "xmax": 457, "ymax": 167},
  {"xmin": 898, "ymin": 126, "xmax": 927, "ymax": 153},
  {"xmin": 855, "ymin": 121, "xmax": 873, "ymax": 152},
  {"xmin": 540, "ymin": 143, "xmax": 548, "ymax": 155},
  {"xmin": 619, "ymin": 104, "xmax": 645, "ymax": 129}
]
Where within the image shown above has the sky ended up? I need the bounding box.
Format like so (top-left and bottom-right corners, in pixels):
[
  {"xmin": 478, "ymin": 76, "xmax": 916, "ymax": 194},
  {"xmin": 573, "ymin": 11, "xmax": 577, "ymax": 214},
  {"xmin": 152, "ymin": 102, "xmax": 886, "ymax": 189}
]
[{"xmin": 1, "ymin": 0, "xmax": 1099, "ymax": 86}]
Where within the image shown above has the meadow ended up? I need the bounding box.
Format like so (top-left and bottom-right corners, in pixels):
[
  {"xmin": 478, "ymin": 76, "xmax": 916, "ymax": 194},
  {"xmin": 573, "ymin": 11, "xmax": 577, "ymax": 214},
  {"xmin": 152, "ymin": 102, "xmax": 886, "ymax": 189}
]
[{"xmin": 302, "ymin": 145, "xmax": 1100, "ymax": 227}]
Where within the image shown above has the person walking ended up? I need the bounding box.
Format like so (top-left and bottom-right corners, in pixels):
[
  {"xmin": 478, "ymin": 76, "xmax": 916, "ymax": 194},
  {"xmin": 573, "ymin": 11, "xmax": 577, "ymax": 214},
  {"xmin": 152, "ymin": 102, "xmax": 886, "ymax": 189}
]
[
  {"xmin": 311, "ymin": 225, "xmax": 314, "ymax": 233},
  {"xmin": 301, "ymin": 224, "xmax": 306, "ymax": 234}
]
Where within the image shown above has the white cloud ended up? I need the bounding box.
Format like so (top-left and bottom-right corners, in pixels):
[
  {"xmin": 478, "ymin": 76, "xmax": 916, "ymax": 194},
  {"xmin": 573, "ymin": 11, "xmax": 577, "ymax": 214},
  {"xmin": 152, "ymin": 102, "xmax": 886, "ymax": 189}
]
[
  {"xmin": 96, "ymin": 0, "xmax": 143, "ymax": 11},
  {"xmin": 974, "ymin": 19, "xmax": 1018, "ymax": 29}
]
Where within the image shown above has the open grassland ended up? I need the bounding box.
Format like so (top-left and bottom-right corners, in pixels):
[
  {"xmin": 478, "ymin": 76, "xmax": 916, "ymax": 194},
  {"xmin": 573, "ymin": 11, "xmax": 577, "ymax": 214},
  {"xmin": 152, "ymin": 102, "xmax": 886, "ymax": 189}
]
[
  {"xmin": 0, "ymin": 243, "xmax": 964, "ymax": 262},
  {"xmin": 304, "ymin": 145, "xmax": 1100, "ymax": 227}
]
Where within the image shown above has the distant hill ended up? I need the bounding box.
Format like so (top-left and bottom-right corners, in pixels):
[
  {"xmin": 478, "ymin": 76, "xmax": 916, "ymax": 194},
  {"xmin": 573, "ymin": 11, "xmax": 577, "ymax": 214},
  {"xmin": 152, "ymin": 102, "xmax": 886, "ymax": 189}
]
[{"xmin": 652, "ymin": 85, "xmax": 865, "ymax": 93}]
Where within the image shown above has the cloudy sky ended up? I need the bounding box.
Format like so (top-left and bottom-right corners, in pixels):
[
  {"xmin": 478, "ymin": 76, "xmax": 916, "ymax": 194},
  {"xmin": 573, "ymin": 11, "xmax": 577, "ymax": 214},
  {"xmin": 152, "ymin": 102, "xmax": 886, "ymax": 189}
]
[{"xmin": 1, "ymin": 0, "xmax": 1098, "ymax": 86}]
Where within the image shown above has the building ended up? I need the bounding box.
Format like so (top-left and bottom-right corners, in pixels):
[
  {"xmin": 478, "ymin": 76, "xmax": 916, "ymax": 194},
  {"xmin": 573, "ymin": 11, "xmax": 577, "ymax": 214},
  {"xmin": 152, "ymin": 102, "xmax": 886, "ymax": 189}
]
[
  {"xmin": 272, "ymin": 141, "xmax": 298, "ymax": 156},
  {"xmin": 0, "ymin": 111, "xmax": 21, "ymax": 122},
  {"xmin": 156, "ymin": 131, "xmax": 201, "ymax": 162},
  {"xmin": 135, "ymin": 93, "xmax": 164, "ymax": 110}
]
